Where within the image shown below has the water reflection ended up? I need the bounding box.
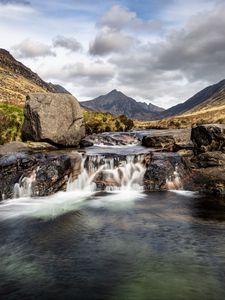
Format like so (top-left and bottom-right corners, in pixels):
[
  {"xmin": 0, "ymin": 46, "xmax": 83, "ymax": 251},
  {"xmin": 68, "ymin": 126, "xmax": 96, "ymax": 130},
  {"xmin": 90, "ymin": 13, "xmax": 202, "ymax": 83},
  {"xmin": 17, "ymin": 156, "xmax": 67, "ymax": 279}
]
[{"xmin": 0, "ymin": 191, "xmax": 225, "ymax": 300}]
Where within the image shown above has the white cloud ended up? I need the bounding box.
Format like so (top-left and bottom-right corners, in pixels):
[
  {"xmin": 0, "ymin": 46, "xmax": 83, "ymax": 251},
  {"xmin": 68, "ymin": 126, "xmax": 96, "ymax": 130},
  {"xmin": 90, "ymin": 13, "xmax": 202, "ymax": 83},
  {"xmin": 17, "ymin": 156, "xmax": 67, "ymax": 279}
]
[
  {"xmin": 12, "ymin": 38, "xmax": 56, "ymax": 58},
  {"xmin": 97, "ymin": 5, "xmax": 161, "ymax": 32},
  {"xmin": 89, "ymin": 28, "xmax": 136, "ymax": 56},
  {"xmin": 53, "ymin": 35, "xmax": 82, "ymax": 52}
]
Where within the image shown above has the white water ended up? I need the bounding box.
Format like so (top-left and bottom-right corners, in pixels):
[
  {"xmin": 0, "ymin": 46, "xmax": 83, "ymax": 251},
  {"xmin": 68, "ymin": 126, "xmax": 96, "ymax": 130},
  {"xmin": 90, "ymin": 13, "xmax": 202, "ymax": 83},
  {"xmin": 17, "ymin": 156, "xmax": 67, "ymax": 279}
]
[
  {"xmin": 0, "ymin": 151, "xmax": 188, "ymax": 220},
  {"xmin": 13, "ymin": 170, "xmax": 37, "ymax": 198},
  {"xmin": 166, "ymin": 164, "xmax": 183, "ymax": 190},
  {"xmin": 67, "ymin": 154, "xmax": 146, "ymax": 192},
  {"xmin": 0, "ymin": 154, "xmax": 147, "ymax": 220}
]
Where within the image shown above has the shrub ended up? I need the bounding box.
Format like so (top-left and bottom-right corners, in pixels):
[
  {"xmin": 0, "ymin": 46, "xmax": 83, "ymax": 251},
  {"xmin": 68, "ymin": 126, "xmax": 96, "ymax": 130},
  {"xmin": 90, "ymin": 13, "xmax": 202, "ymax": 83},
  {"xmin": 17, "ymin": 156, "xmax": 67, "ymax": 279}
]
[
  {"xmin": 0, "ymin": 103, "xmax": 24, "ymax": 144},
  {"xmin": 83, "ymin": 111, "xmax": 134, "ymax": 134}
]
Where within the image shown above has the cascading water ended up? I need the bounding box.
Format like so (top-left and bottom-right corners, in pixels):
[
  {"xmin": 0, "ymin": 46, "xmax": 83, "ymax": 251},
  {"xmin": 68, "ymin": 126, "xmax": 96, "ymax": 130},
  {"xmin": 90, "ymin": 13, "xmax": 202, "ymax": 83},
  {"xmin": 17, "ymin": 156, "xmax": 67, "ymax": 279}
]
[
  {"xmin": 13, "ymin": 170, "xmax": 37, "ymax": 198},
  {"xmin": 67, "ymin": 154, "xmax": 146, "ymax": 192},
  {"xmin": 166, "ymin": 164, "xmax": 183, "ymax": 190}
]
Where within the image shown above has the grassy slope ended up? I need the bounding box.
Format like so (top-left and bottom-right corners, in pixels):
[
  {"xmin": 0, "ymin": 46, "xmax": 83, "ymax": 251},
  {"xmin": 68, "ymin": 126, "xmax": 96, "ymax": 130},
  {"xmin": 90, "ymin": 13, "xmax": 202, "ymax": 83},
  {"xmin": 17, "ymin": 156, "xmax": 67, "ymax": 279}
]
[
  {"xmin": 0, "ymin": 66, "xmax": 47, "ymax": 106},
  {"xmin": 135, "ymin": 104, "xmax": 225, "ymax": 129}
]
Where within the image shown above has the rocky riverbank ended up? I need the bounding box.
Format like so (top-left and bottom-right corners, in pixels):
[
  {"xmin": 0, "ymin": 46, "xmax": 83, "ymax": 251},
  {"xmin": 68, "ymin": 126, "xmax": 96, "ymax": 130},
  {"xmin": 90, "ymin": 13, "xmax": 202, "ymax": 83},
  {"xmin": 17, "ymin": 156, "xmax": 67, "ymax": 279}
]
[
  {"xmin": 0, "ymin": 123, "xmax": 225, "ymax": 199},
  {"xmin": 143, "ymin": 124, "xmax": 225, "ymax": 195}
]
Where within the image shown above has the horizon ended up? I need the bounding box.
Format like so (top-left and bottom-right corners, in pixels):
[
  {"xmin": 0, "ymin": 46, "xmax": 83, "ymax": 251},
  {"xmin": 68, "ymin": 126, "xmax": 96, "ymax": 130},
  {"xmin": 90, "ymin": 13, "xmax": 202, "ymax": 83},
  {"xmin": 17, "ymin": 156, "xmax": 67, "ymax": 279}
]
[{"xmin": 0, "ymin": 0, "xmax": 225, "ymax": 108}]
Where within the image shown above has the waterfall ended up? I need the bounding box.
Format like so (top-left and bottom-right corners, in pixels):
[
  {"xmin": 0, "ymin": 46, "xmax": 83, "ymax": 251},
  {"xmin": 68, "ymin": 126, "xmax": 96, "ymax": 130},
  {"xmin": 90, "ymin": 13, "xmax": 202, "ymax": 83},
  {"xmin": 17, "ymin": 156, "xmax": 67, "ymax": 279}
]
[
  {"xmin": 67, "ymin": 154, "xmax": 146, "ymax": 192},
  {"xmin": 13, "ymin": 170, "xmax": 37, "ymax": 198},
  {"xmin": 166, "ymin": 164, "xmax": 183, "ymax": 190}
]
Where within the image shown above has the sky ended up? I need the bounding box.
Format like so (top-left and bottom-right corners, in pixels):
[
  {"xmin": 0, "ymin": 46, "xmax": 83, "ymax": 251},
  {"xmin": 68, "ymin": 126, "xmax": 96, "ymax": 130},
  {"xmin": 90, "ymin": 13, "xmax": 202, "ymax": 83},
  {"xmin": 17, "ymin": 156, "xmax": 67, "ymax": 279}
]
[{"xmin": 0, "ymin": 0, "xmax": 225, "ymax": 108}]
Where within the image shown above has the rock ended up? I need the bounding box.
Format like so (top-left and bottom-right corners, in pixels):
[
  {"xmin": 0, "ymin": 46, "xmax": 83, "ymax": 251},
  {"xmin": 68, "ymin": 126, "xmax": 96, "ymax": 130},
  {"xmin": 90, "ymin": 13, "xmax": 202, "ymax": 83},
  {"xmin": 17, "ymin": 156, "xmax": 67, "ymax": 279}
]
[
  {"xmin": 143, "ymin": 153, "xmax": 188, "ymax": 191},
  {"xmin": 0, "ymin": 141, "xmax": 57, "ymax": 156},
  {"xmin": 173, "ymin": 143, "xmax": 193, "ymax": 152},
  {"xmin": 85, "ymin": 133, "xmax": 140, "ymax": 146},
  {"xmin": 79, "ymin": 139, "xmax": 94, "ymax": 148},
  {"xmin": 194, "ymin": 151, "xmax": 225, "ymax": 168},
  {"xmin": 142, "ymin": 135, "xmax": 175, "ymax": 151},
  {"xmin": 0, "ymin": 142, "xmax": 30, "ymax": 156},
  {"xmin": 22, "ymin": 93, "xmax": 85, "ymax": 147},
  {"xmin": 0, "ymin": 151, "xmax": 81, "ymax": 200},
  {"xmin": 190, "ymin": 167, "xmax": 225, "ymax": 195},
  {"xmin": 144, "ymin": 159, "xmax": 174, "ymax": 191},
  {"xmin": 191, "ymin": 125, "xmax": 225, "ymax": 154},
  {"xmin": 187, "ymin": 125, "xmax": 225, "ymax": 195}
]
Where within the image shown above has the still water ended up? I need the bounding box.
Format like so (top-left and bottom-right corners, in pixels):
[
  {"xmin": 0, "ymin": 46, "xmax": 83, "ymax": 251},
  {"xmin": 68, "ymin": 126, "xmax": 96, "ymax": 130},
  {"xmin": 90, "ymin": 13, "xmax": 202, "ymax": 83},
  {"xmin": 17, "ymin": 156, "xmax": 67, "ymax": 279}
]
[{"xmin": 0, "ymin": 190, "xmax": 225, "ymax": 300}]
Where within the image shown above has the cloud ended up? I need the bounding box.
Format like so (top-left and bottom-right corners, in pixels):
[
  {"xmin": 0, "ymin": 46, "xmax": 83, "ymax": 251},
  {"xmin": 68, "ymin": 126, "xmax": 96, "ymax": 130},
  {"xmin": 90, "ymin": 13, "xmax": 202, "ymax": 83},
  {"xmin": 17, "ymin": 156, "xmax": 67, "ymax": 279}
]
[
  {"xmin": 62, "ymin": 61, "xmax": 115, "ymax": 85},
  {"xmin": 53, "ymin": 35, "xmax": 82, "ymax": 52},
  {"xmin": 12, "ymin": 38, "xmax": 56, "ymax": 58},
  {"xmin": 89, "ymin": 28, "xmax": 135, "ymax": 56},
  {"xmin": 97, "ymin": 4, "xmax": 161, "ymax": 32},
  {"xmin": 0, "ymin": 0, "xmax": 30, "ymax": 5},
  {"xmin": 157, "ymin": 4, "xmax": 225, "ymax": 81}
]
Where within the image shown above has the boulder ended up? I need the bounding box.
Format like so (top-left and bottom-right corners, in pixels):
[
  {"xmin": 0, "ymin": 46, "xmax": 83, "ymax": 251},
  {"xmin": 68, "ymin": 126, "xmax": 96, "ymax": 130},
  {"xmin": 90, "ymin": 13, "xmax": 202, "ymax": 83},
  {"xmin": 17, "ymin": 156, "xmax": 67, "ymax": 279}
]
[
  {"xmin": 190, "ymin": 167, "xmax": 225, "ymax": 195},
  {"xmin": 0, "ymin": 151, "xmax": 81, "ymax": 200},
  {"xmin": 194, "ymin": 151, "xmax": 225, "ymax": 168},
  {"xmin": 22, "ymin": 93, "xmax": 85, "ymax": 147},
  {"xmin": 191, "ymin": 125, "xmax": 225, "ymax": 154},
  {"xmin": 142, "ymin": 135, "xmax": 175, "ymax": 151},
  {"xmin": 188, "ymin": 125, "xmax": 225, "ymax": 195},
  {"xmin": 143, "ymin": 153, "xmax": 188, "ymax": 191}
]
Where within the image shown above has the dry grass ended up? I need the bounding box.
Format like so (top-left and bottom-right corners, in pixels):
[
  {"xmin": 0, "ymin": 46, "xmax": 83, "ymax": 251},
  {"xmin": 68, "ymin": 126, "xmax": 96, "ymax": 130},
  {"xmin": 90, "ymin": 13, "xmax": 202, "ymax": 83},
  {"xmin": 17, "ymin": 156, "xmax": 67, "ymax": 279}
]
[
  {"xmin": 135, "ymin": 104, "xmax": 225, "ymax": 129},
  {"xmin": 0, "ymin": 67, "xmax": 47, "ymax": 106}
]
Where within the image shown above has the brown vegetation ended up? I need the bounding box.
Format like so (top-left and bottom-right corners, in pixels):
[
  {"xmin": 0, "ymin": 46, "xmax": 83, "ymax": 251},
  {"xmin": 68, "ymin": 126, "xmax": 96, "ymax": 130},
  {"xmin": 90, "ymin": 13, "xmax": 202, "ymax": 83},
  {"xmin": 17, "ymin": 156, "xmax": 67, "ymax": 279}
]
[{"xmin": 135, "ymin": 105, "xmax": 225, "ymax": 129}]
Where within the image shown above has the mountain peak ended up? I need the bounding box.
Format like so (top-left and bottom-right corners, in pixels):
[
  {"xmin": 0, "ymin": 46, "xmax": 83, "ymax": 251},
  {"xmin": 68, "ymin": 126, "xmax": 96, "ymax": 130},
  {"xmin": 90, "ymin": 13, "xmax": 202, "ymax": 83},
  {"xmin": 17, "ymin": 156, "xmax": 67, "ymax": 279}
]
[
  {"xmin": 109, "ymin": 89, "xmax": 120, "ymax": 95},
  {"xmin": 81, "ymin": 90, "xmax": 164, "ymax": 121}
]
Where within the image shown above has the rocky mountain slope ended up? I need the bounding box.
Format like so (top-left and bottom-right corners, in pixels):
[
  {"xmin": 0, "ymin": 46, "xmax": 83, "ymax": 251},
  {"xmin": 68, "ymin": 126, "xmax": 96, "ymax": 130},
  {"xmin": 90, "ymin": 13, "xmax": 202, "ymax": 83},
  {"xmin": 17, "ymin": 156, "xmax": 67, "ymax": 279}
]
[
  {"xmin": 81, "ymin": 89, "xmax": 165, "ymax": 121},
  {"xmin": 161, "ymin": 79, "xmax": 225, "ymax": 118},
  {"xmin": 0, "ymin": 48, "xmax": 69, "ymax": 106}
]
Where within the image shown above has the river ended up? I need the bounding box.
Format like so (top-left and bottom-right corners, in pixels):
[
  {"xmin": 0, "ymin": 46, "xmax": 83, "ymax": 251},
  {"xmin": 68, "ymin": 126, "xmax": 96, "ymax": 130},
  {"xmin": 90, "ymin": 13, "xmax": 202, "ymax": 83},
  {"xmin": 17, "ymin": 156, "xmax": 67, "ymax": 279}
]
[{"xmin": 0, "ymin": 138, "xmax": 225, "ymax": 300}]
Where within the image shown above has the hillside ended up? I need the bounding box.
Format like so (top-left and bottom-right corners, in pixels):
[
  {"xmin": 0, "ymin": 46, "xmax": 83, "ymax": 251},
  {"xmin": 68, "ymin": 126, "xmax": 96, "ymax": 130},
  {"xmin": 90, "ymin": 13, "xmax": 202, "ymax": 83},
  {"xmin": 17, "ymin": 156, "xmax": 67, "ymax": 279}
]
[
  {"xmin": 0, "ymin": 49, "xmax": 61, "ymax": 106},
  {"xmin": 161, "ymin": 79, "xmax": 225, "ymax": 118},
  {"xmin": 81, "ymin": 89, "xmax": 165, "ymax": 121}
]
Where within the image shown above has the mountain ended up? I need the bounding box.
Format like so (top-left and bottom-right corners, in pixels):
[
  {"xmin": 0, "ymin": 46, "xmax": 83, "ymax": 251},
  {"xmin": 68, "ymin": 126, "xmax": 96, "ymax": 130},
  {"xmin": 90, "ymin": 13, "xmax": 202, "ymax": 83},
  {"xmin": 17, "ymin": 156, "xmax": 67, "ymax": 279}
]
[
  {"xmin": 161, "ymin": 79, "xmax": 225, "ymax": 118},
  {"xmin": 48, "ymin": 83, "xmax": 71, "ymax": 94},
  {"xmin": 81, "ymin": 89, "xmax": 165, "ymax": 120},
  {"xmin": 0, "ymin": 48, "xmax": 69, "ymax": 106}
]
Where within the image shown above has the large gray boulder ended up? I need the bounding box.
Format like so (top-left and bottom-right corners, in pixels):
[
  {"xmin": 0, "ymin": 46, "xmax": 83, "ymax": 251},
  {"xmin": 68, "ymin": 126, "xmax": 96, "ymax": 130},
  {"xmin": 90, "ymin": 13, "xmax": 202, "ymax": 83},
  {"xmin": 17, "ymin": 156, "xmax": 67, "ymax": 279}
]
[{"xmin": 22, "ymin": 93, "xmax": 85, "ymax": 147}]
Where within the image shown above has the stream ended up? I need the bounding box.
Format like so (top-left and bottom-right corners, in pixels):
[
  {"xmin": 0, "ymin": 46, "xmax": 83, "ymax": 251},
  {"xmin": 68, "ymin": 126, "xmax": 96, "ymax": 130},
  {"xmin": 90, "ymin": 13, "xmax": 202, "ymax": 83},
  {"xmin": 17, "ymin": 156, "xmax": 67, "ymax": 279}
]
[{"xmin": 0, "ymin": 133, "xmax": 225, "ymax": 300}]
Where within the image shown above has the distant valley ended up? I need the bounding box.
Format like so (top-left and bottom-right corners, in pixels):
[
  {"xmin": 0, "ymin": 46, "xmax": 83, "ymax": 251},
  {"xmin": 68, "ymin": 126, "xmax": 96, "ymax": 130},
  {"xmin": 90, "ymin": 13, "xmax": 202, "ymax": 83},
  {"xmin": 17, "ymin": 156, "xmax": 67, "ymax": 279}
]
[
  {"xmin": 82, "ymin": 81, "xmax": 225, "ymax": 122},
  {"xmin": 0, "ymin": 48, "xmax": 224, "ymax": 125}
]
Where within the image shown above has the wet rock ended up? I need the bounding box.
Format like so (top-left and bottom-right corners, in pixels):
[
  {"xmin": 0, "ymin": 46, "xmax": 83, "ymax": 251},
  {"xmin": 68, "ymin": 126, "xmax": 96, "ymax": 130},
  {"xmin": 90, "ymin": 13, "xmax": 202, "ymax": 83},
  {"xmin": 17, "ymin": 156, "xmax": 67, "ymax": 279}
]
[
  {"xmin": 0, "ymin": 151, "xmax": 81, "ymax": 200},
  {"xmin": 194, "ymin": 152, "xmax": 225, "ymax": 168},
  {"xmin": 173, "ymin": 143, "xmax": 193, "ymax": 152},
  {"xmin": 79, "ymin": 139, "xmax": 93, "ymax": 148},
  {"xmin": 143, "ymin": 153, "xmax": 188, "ymax": 191},
  {"xmin": 142, "ymin": 135, "xmax": 175, "ymax": 151},
  {"xmin": 191, "ymin": 124, "xmax": 225, "ymax": 154},
  {"xmin": 85, "ymin": 133, "xmax": 140, "ymax": 146},
  {"xmin": 187, "ymin": 125, "xmax": 225, "ymax": 195},
  {"xmin": 22, "ymin": 93, "xmax": 85, "ymax": 147},
  {"xmin": 144, "ymin": 160, "xmax": 174, "ymax": 191},
  {"xmin": 190, "ymin": 167, "xmax": 225, "ymax": 195}
]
